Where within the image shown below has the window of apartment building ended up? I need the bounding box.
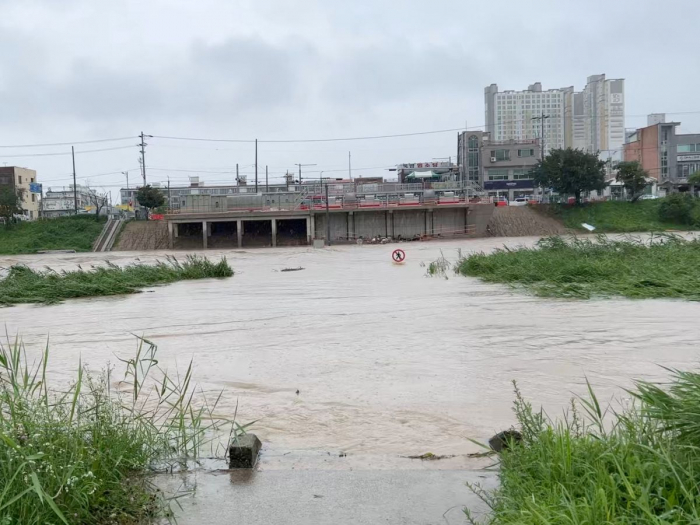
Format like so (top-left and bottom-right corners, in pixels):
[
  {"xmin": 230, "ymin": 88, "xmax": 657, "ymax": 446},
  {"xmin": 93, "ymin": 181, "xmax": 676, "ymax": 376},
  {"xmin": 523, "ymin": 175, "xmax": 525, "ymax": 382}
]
[
  {"xmin": 31, "ymin": 194, "xmax": 36, "ymax": 202},
  {"xmin": 678, "ymin": 144, "xmax": 700, "ymax": 153},
  {"xmin": 490, "ymin": 149, "xmax": 510, "ymax": 161},
  {"xmin": 18, "ymin": 176, "xmax": 22, "ymax": 184},
  {"xmin": 488, "ymin": 169, "xmax": 509, "ymax": 180},
  {"xmin": 468, "ymin": 135, "xmax": 479, "ymax": 149},
  {"xmin": 517, "ymin": 149, "xmax": 535, "ymax": 157}
]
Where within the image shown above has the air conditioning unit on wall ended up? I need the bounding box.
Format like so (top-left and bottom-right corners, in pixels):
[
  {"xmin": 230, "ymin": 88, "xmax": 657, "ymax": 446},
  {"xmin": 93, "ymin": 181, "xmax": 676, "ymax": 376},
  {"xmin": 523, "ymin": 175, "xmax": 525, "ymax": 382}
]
[{"xmin": 490, "ymin": 157, "xmax": 497, "ymax": 162}]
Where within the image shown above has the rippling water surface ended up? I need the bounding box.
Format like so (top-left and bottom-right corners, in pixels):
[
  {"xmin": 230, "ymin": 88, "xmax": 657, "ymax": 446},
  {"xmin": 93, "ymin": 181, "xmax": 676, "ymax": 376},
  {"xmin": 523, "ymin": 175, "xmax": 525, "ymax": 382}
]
[{"xmin": 2, "ymin": 236, "xmax": 698, "ymax": 462}]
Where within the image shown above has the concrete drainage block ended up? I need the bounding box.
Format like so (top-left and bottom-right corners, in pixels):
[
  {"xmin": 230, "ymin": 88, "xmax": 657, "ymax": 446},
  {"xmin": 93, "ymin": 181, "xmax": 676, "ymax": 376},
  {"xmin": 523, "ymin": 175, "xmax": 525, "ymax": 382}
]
[{"xmin": 229, "ymin": 434, "xmax": 262, "ymax": 468}]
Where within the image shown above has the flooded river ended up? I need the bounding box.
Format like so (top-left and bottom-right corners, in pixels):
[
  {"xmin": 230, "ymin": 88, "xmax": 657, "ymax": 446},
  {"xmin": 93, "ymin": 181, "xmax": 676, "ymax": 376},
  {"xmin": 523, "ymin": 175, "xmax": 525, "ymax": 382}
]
[{"xmin": 1, "ymin": 236, "xmax": 699, "ymax": 466}]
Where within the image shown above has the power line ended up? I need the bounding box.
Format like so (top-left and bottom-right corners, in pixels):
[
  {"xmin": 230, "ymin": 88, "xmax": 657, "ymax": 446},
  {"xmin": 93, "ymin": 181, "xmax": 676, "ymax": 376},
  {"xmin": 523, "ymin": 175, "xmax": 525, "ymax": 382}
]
[
  {"xmin": 151, "ymin": 127, "xmax": 468, "ymax": 145},
  {"xmin": 0, "ymin": 145, "xmax": 135, "ymax": 159},
  {"xmin": 0, "ymin": 136, "xmax": 136, "ymax": 149}
]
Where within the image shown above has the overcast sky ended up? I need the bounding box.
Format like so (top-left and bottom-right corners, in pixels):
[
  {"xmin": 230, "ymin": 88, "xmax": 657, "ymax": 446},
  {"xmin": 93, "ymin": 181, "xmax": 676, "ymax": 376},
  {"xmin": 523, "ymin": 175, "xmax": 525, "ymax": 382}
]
[{"xmin": 1, "ymin": 0, "xmax": 699, "ymax": 200}]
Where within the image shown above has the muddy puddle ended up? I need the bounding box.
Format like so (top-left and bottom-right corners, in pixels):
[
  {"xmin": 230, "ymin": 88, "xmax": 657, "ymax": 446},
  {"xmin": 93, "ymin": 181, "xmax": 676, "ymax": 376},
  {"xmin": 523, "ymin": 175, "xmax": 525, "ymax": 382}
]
[{"xmin": 1, "ymin": 236, "xmax": 699, "ymax": 467}]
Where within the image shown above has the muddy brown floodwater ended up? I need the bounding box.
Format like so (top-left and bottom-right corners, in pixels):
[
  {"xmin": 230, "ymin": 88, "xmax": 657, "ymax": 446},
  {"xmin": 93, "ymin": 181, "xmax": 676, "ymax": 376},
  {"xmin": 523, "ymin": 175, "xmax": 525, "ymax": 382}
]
[{"xmin": 1, "ymin": 236, "xmax": 699, "ymax": 470}]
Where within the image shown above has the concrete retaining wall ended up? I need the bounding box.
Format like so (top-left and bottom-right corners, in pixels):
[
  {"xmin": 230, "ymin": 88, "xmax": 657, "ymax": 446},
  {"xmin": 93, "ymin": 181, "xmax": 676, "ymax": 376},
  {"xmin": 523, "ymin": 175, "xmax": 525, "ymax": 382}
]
[
  {"xmin": 433, "ymin": 208, "xmax": 467, "ymax": 235},
  {"xmin": 466, "ymin": 205, "xmax": 495, "ymax": 236},
  {"xmin": 313, "ymin": 207, "xmax": 489, "ymax": 242},
  {"xmin": 392, "ymin": 210, "xmax": 426, "ymax": 238}
]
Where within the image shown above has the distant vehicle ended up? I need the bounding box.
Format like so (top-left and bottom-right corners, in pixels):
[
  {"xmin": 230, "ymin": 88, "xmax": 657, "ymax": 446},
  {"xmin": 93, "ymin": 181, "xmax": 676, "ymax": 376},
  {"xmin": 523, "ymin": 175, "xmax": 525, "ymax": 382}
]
[
  {"xmin": 639, "ymin": 194, "xmax": 660, "ymax": 200},
  {"xmin": 510, "ymin": 197, "xmax": 528, "ymax": 207}
]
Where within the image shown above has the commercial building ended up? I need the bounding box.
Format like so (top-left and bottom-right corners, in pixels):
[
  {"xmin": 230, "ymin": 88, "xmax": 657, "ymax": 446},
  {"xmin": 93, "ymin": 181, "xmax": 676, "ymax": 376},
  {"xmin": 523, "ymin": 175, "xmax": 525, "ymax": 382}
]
[
  {"xmin": 42, "ymin": 185, "xmax": 95, "ymax": 218},
  {"xmin": 0, "ymin": 166, "xmax": 40, "ymax": 219},
  {"xmin": 484, "ymin": 74, "xmax": 625, "ymax": 160},
  {"xmin": 458, "ymin": 131, "xmax": 541, "ymax": 200},
  {"xmin": 624, "ymin": 116, "xmax": 700, "ymax": 192}
]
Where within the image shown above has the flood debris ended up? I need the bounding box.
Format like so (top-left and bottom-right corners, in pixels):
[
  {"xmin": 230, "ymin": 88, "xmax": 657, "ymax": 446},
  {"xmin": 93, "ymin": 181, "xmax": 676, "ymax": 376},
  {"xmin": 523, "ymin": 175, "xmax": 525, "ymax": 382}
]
[
  {"xmin": 229, "ymin": 434, "xmax": 262, "ymax": 468},
  {"xmin": 405, "ymin": 452, "xmax": 455, "ymax": 461},
  {"xmin": 488, "ymin": 430, "xmax": 523, "ymax": 453}
]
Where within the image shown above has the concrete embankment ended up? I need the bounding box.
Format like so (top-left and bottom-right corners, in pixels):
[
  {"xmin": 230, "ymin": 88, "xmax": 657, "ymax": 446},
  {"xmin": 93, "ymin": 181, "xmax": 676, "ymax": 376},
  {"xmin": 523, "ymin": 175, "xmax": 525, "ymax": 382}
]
[{"xmin": 113, "ymin": 221, "xmax": 169, "ymax": 251}]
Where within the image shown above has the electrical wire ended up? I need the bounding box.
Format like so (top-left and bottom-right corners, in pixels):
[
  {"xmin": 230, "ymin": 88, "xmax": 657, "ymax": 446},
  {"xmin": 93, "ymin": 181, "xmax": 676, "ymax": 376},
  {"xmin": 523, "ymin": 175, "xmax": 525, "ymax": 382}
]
[
  {"xmin": 0, "ymin": 145, "xmax": 136, "ymax": 159},
  {"xmin": 0, "ymin": 136, "xmax": 136, "ymax": 149}
]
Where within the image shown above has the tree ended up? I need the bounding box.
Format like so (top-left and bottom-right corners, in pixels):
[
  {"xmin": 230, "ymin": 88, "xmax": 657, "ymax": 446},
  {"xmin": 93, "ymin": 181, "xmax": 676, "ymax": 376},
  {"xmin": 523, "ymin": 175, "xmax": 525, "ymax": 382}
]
[
  {"xmin": 531, "ymin": 148, "xmax": 607, "ymax": 204},
  {"xmin": 615, "ymin": 161, "xmax": 650, "ymax": 202},
  {"xmin": 135, "ymin": 185, "xmax": 165, "ymax": 219},
  {"xmin": 688, "ymin": 170, "xmax": 700, "ymax": 197},
  {"xmin": 0, "ymin": 186, "xmax": 23, "ymax": 227},
  {"xmin": 86, "ymin": 187, "xmax": 108, "ymax": 221}
]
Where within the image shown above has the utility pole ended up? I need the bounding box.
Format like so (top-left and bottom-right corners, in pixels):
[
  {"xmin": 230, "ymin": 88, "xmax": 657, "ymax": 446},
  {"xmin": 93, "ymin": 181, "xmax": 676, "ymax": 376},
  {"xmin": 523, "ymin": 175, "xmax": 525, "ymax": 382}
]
[
  {"xmin": 236, "ymin": 163, "xmax": 239, "ymax": 185},
  {"xmin": 265, "ymin": 165, "xmax": 269, "ymax": 192},
  {"xmin": 295, "ymin": 163, "xmax": 317, "ymax": 186},
  {"xmin": 72, "ymin": 146, "xmax": 78, "ymax": 215},
  {"xmin": 325, "ymin": 183, "xmax": 331, "ymax": 246},
  {"xmin": 167, "ymin": 176, "xmax": 171, "ymax": 212},
  {"xmin": 123, "ymin": 171, "xmax": 129, "ymax": 189},
  {"xmin": 532, "ymin": 112, "xmax": 550, "ymax": 200},
  {"xmin": 255, "ymin": 139, "xmax": 258, "ymax": 193},
  {"xmin": 139, "ymin": 132, "xmax": 152, "ymax": 185},
  {"xmin": 532, "ymin": 112, "xmax": 550, "ymax": 161},
  {"xmin": 348, "ymin": 151, "xmax": 352, "ymax": 181}
]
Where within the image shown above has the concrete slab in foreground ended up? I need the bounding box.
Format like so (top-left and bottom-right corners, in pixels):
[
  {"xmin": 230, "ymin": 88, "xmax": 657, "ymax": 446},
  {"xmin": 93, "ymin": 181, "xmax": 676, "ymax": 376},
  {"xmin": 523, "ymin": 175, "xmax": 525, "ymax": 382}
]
[{"xmin": 159, "ymin": 469, "xmax": 497, "ymax": 525}]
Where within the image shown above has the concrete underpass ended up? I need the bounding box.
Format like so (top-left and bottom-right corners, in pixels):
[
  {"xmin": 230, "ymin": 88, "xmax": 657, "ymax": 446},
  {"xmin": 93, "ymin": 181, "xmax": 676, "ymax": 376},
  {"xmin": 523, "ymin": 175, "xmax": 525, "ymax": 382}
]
[
  {"xmin": 167, "ymin": 205, "xmax": 493, "ymax": 249},
  {"xmin": 276, "ymin": 219, "xmax": 308, "ymax": 246}
]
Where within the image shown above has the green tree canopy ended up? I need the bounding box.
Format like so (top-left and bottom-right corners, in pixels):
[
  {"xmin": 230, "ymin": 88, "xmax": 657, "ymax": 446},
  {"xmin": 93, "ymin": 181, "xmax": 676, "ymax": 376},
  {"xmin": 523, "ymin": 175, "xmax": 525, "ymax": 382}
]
[
  {"xmin": 135, "ymin": 185, "xmax": 165, "ymax": 219},
  {"xmin": 532, "ymin": 148, "xmax": 607, "ymax": 204},
  {"xmin": 0, "ymin": 186, "xmax": 23, "ymax": 227},
  {"xmin": 615, "ymin": 161, "xmax": 650, "ymax": 202},
  {"xmin": 688, "ymin": 170, "xmax": 700, "ymax": 186}
]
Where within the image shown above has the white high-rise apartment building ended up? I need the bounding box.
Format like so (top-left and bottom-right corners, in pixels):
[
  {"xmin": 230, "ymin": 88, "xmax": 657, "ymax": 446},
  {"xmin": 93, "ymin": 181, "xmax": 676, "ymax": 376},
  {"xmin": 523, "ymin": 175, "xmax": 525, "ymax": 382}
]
[
  {"xmin": 581, "ymin": 74, "xmax": 625, "ymax": 160},
  {"xmin": 484, "ymin": 74, "xmax": 625, "ymax": 159}
]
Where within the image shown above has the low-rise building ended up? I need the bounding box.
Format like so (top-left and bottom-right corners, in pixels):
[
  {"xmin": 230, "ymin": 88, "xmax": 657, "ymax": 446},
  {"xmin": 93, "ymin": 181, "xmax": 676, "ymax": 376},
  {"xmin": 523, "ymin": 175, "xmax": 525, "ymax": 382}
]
[
  {"xmin": 42, "ymin": 185, "xmax": 94, "ymax": 217},
  {"xmin": 623, "ymin": 116, "xmax": 700, "ymax": 193},
  {"xmin": 458, "ymin": 131, "xmax": 541, "ymax": 200},
  {"xmin": 0, "ymin": 166, "xmax": 40, "ymax": 219}
]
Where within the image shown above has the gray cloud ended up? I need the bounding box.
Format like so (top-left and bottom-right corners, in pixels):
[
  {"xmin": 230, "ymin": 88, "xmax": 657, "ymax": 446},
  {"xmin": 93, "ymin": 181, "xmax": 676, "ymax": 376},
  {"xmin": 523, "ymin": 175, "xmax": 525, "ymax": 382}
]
[{"xmin": 0, "ymin": 0, "xmax": 699, "ymax": 191}]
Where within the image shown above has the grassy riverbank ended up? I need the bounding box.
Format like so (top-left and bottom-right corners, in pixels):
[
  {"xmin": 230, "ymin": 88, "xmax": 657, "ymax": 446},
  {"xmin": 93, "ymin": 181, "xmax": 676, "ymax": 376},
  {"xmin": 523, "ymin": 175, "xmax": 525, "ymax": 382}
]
[
  {"xmin": 540, "ymin": 200, "xmax": 698, "ymax": 233},
  {"xmin": 0, "ymin": 215, "xmax": 107, "ymax": 254},
  {"xmin": 0, "ymin": 337, "xmax": 242, "ymax": 523},
  {"xmin": 468, "ymin": 370, "xmax": 700, "ymax": 523},
  {"xmin": 0, "ymin": 255, "xmax": 233, "ymax": 305},
  {"xmin": 457, "ymin": 235, "xmax": 700, "ymax": 300}
]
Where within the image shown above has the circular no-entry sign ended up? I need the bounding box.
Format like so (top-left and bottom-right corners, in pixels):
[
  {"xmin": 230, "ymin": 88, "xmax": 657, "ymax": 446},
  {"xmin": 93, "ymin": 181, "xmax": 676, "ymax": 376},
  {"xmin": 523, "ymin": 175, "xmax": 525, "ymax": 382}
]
[{"xmin": 392, "ymin": 249, "xmax": 406, "ymax": 263}]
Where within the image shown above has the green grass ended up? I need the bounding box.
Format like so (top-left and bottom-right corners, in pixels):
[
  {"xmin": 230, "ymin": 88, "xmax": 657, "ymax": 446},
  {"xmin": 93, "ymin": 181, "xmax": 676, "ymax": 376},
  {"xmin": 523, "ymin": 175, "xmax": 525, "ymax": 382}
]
[
  {"xmin": 541, "ymin": 200, "xmax": 696, "ymax": 233},
  {"xmin": 457, "ymin": 235, "xmax": 700, "ymax": 300},
  {"xmin": 466, "ymin": 370, "xmax": 700, "ymax": 524},
  {"xmin": 0, "ymin": 336, "xmax": 250, "ymax": 524},
  {"xmin": 0, "ymin": 255, "xmax": 233, "ymax": 305},
  {"xmin": 0, "ymin": 215, "xmax": 107, "ymax": 254}
]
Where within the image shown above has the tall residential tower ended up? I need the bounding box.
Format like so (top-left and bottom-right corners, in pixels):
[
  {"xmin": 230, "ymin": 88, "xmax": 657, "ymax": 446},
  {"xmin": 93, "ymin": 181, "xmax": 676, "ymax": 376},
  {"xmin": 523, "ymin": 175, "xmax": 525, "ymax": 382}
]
[{"xmin": 484, "ymin": 74, "xmax": 625, "ymax": 160}]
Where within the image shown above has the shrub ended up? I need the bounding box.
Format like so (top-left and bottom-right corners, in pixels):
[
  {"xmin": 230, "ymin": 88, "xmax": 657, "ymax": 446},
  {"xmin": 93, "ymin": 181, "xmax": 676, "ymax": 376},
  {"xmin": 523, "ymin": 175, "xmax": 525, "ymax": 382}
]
[{"xmin": 658, "ymin": 193, "xmax": 695, "ymax": 224}]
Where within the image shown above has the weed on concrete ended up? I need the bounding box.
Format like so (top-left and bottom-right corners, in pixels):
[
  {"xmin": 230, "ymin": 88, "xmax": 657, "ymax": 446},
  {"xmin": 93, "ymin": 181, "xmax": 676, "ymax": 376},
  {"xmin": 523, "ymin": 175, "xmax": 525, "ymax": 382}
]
[
  {"xmin": 0, "ymin": 336, "xmax": 247, "ymax": 524},
  {"xmin": 466, "ymin": 370, "xmax": 700, "ymax": 524}
]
